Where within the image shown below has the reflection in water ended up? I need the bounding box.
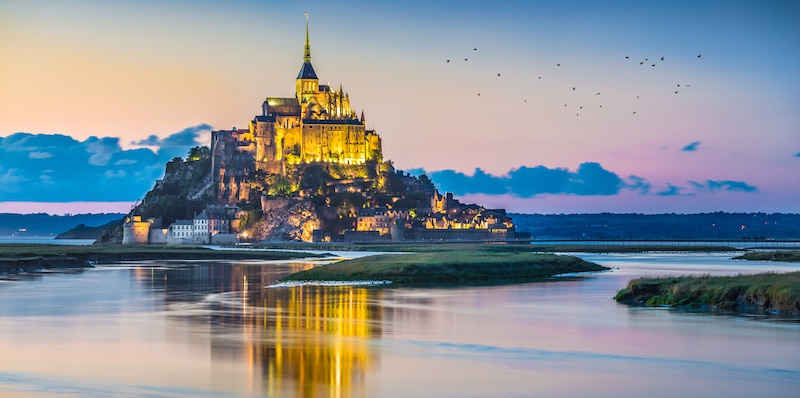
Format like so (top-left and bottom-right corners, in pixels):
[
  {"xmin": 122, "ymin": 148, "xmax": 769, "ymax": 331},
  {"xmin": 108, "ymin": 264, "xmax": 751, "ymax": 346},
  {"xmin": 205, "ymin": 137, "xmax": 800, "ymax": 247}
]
[
  {"xmin": 131, "ymin": 261, "xmax": 382, "ymax": 398},
  {"xmin": 2, "ymin": 254, "xmax": 799, "ymax": 397}
]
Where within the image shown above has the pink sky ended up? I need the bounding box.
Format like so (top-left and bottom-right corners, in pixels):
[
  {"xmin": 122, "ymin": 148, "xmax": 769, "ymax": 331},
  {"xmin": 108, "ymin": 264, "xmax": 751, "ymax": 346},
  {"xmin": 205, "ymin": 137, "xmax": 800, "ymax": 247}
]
[{"xmin": 1, "ymin": 1, "xmax": 798, "ymax": 214}]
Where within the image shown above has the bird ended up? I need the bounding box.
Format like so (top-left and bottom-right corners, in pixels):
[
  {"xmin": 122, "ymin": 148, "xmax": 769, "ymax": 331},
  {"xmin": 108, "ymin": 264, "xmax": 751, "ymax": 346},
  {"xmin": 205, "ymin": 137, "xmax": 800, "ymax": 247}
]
[
  {"xmin": 473, "ymin": 48, "xmax": 477, "ymax": 51},
  {"xmin": 640, "ymin": 61, "xmax": 644, "ymax": 65},
  {"xmin": 599, "ymin": 105, "xmax": 603, "ymax": 108},
  {"xmin": 524, "ymin": 100, "xmax": 527, "ymax": 102},
  {"xmin": 645, "ymin": 58, "xmax": 649, "ymax": 61},
  {"xmin": 697, "ymin": 54, "xmax": 702, "ymax": 58},
  {"xmin": 446, "ymin": 60, "xmax": 450, "ymax": 63},
  {"xmin": 596, "ymin": 92, "xmax": 600, "ymax": 95},
  {"xmin": 633, "ymin": 111, "xmax": 637, "ymax": 114},
  {"xmin": 652, "ymin": 64, "xmax": 656, "ymax": 67},
  {"xmin": 685, "ymin": 84, "xmax": 691, "ymax": 87},
  {"xmin": 477, "ymin": 93, "xmax": 480, "ymax": 96},
  {"xmin": 572, "ymin": 87, "xmax": 576, "ymax": 90},
  {"xmin": 577, "ymin": 113, "xmax": 579, "ymax": 116},
  {"xmin": 661, "ymin": 56, "xmax": 664, "ymax": 61},
  {"xmin": 497, "ymin": 73, "xmax": 501, "ymax": 77},
  {"xmin": 625, "ymin": 56, "xmax": 630, "ymax": 59},
  {"xmin": 675, "ymin": 91, "xmax": 679, "ymax": 94},
  {"xmin": 636, "ymin": 96, "xmax": 640, "ymax": 98},
  {"xmin": 564, "ymin": 104, "xmax": 567, "ymax": 107},
  {"xmin": 557, "ymin": 63, "xmax": 561, "ymax": 66},
  {"xmin": 579, "ymin": 106, "xmax": 583, "ymax": 109},
  {"xmin": 677, "ymin": 84, "xmax": 680, "ymax": 87},
  {"xmin": 464, "ymin": 58, "xmax": 468, "ymax": 61},
  {"xmin": 538, "ymin": 76, "xmax": 542, "ymax": 79}
]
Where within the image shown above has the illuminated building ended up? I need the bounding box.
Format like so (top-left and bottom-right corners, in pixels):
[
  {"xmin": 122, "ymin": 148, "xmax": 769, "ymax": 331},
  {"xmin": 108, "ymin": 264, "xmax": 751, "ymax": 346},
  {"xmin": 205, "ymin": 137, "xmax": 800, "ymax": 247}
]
[{"xmin": 212, "ymin": 15, "xmax": 383, "ymax": 203}]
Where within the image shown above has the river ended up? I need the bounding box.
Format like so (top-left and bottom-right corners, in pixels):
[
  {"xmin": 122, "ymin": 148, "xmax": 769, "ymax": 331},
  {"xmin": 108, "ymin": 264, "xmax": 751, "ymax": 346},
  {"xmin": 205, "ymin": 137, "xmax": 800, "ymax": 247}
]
[{"xmin": 0, "ymin": 252, "xmax": 798, "ymax": 397}]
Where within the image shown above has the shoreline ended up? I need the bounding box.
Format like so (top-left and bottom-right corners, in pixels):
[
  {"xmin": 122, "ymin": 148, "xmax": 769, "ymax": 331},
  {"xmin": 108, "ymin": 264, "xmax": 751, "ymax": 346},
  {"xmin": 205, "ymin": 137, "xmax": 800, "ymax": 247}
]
[
  {"xmin": 614, "ymin": 271, "xmax": 800, "ymax": 316},
  {"xmin": 0, "ymin": 244, "xmax": 323, "ymax": 276}
]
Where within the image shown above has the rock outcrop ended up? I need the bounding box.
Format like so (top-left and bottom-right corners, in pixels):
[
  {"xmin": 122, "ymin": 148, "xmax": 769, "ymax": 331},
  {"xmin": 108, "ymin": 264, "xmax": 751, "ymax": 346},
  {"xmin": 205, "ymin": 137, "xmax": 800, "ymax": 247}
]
[{"xmin": 251, "ymin": 198, "xmax": 320, "ymax": 242}]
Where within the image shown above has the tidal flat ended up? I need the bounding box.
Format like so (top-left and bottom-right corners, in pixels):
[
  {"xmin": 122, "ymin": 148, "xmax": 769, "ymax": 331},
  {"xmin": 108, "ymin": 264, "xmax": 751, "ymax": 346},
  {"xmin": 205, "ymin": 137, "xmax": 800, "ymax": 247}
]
[{"xmin": 0, "ymin": 244, "xmax": 322, "ymax": 275}]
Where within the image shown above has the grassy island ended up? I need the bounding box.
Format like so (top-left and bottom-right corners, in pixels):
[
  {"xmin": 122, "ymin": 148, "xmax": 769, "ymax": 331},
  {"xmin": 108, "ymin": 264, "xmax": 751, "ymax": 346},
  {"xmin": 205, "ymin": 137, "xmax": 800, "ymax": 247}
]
[
  {"xmin": 0, "ymin": 244, "xmax": 322, "ymax": 275},
  {"xmin": 733, "ymin": 251, "xmax": 800, "ymax": 262},
  {"xmin": 280, "ymin": 245, "xmax": 609, "ymax": 285},
  {"xmin": 614, "ymin": 272, "xmax": 800, "ymax": 315}
]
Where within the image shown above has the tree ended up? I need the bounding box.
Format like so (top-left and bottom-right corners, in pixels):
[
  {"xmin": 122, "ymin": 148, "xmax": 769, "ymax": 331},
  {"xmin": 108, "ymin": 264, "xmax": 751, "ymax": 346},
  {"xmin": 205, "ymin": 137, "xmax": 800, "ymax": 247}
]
[{"xmin": 187, "ymin": 146, "xmax": 210, "ymax": 161}]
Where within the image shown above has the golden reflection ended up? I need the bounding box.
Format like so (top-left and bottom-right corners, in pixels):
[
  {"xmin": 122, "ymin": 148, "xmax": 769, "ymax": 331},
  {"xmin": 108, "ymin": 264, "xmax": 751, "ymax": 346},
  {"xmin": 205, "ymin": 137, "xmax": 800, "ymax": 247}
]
[{"xmin": 133, "ymin": 262, "xmax": 381, "ymax": 397}]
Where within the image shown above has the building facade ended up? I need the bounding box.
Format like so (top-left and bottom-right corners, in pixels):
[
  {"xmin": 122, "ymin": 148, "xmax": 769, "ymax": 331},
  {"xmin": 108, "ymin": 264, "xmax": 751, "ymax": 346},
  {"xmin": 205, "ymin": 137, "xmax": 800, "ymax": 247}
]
[{"xmin": 212, "ymin": 16, "xmax": 383, "ymax": 204}]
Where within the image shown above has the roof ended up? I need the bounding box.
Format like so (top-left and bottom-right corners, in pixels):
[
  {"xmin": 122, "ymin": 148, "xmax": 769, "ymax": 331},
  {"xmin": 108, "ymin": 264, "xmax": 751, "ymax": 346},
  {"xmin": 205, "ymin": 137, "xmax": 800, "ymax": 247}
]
[
  {"xmin": 297, "ymin": 61, "xmax": 318, "ymax": 79},
  {"xmin": 173, "ymin": 220, "xmax": 193, "ymax": 225},
  {"xmin": 302, "ymin": 118, "xmax": 364, "ymax": 126},
  {"xmin": 253, "ymin": 115, "xmax": 275, "ymax": 123},
  {"xmin": 265, "ymin": 97, "xmax": 300, "ymax": 107}
]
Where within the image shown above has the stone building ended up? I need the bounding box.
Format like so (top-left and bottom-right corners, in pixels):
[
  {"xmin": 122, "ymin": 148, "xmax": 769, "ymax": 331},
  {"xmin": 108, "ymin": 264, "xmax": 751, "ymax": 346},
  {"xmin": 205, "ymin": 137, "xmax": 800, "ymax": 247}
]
[{"xmin": 212, "ymin": 15, "xmax": 383, "ymax": 204}]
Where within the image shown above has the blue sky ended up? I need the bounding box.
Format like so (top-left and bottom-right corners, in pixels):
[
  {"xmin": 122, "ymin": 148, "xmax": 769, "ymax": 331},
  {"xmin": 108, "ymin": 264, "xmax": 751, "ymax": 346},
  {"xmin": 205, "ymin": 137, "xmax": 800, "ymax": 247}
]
[{"xmin": 1, "ymin": 0, "xmax": 798, "ymax": 214}]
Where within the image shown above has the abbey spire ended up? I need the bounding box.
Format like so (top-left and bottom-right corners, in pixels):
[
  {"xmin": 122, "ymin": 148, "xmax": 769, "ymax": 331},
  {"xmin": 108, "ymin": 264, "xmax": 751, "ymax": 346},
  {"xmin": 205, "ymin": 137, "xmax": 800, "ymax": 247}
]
[
  {"xmin": 303, "ymin": 13, "xmax": 311, "ymax": 63},
  {"xmin": 296, "ymin": 13, "xmax": 319, "ymax": 103},
  {"xmin": 297, "ymin": 14, "xmax": 318, "ymax": 80}
]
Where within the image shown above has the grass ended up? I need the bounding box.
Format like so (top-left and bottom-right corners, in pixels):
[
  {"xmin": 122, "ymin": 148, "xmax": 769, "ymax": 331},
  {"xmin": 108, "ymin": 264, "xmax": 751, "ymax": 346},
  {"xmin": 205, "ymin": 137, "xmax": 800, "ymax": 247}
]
[
  {"xmin": 241, "ymin": 242, "xmax": 741, "ymax": 254},
  {"xmin": 0, "ymin": 244, "xmax": 322, "ymax": 274},
  {"xmin": 733, "ymin": 251, "xmax": 800, "ymax": 262},
  {"xmin": 614, "ymin": 272, "xmax": 800, "ymax": 315},
  {"xmin": 280, "ymin": 246, "xmax": 609, "ymax": 285}
]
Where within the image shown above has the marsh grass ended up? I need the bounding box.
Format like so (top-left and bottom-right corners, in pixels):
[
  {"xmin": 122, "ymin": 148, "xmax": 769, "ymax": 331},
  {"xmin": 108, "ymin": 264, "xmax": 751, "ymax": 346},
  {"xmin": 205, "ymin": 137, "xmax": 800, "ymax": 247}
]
[
  {"xmin": 733, "ymin": 251, "xmax": 800, "ymax": 262},
  {"xmin": 614, "ymin": 272, "xmax": 800, "ymax": 315},
  {"xmin": 281, "ymin": 248, "xmax": 608, "ymax": 285}
]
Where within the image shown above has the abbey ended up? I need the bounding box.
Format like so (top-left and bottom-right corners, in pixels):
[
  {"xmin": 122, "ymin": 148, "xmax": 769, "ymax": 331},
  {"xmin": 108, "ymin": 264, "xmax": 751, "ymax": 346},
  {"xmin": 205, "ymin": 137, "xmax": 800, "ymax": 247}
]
[{"xmin": 212, "ymin": 16, "xmax": 382, "ymax": 202}]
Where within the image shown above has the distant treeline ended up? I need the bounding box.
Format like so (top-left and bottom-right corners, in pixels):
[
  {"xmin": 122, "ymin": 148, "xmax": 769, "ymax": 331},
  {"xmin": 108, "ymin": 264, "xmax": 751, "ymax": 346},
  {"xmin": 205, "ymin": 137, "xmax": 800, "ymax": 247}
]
[
  {"xmin": 510, "ymin": 212, "xmax": 800, "ymax": 240},
  {"xmin": 0, "ymin": 213, "xmax": 125, "ymax": 237}
]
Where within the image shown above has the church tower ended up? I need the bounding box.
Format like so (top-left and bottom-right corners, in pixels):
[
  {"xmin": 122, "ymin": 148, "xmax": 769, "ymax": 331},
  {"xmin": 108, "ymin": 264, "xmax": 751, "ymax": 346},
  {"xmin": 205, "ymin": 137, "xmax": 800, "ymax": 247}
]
[{"xmin": 296, "ymin": 14, "xmax": 319, "ymax": 108}]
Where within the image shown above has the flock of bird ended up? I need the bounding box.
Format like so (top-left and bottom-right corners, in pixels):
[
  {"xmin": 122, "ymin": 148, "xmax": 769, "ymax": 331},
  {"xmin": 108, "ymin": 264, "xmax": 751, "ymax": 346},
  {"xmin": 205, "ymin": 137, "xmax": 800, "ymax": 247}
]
[{"xmin": 446, "ymin": 48, "xmax": 703, "ymax": 117}]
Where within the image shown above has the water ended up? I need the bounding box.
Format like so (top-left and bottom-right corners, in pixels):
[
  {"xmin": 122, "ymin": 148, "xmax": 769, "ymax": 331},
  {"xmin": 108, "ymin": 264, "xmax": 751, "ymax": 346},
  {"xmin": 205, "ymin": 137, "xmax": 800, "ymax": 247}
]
[
  {"xmin": 0, "ymin": 238, "xmax": 95, "ymax": 246},
  {"xmin": 0, "ymin": 253, "xmax": 798, "ymax": 397}
]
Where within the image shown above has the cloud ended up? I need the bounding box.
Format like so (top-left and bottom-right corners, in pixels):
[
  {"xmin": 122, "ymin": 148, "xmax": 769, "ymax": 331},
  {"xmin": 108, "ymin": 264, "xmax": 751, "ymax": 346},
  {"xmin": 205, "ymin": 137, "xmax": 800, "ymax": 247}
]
[
  {"xmin": 131, "ymin": 123, "xmax": 212, "ymax": 148},
  {"xmin": 658, "ymin": 184, "xmax": 684, "ymax": 196},
  {"xmin": 86, "ymin": 137, "xmax": 121, "ymax": 166},
  {"xmin": 28, "ymin": 151, "xmax": 53, "ymax": 159},
  {"xmin": 794, "ymin": 151, "xmax": 800, "ymax": 157},
  {"xmin": 415, "ymin": 164, "xmax": 759, "ymax": 200},
  {"xmin": 681, "ymin": 141, "xmax": 701, "ymax": 152},
  {"xmin": 424, "ymin": 162, "xmax": 624, "ymax": 198},
  {"xmin": 0, "ymin": 125, "xmax": 210, "ymax": 202},
  {"xmin": 624, "ymin": 175, "xmax": 651, "ymax": 194},
  {"xmin": 688, "ymin": 180, "xmax": 757, "ymax": 193}
]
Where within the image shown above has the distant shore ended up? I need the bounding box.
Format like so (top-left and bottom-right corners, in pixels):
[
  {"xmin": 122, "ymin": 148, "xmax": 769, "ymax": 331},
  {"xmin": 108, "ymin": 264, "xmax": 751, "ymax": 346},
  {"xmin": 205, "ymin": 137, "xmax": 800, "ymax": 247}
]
[
  {"xmin": 238, "ymin": 242, "xmax": 745, "ymax": 254},
  {"xmin": 0, "ymin": 244, "xmax": 323, "ymax": 275}
]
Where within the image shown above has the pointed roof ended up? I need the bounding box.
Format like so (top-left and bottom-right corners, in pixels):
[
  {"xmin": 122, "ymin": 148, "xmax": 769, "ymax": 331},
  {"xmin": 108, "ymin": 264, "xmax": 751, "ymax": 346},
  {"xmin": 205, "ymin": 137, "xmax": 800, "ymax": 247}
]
[{"xmin": 297, "ymin": 14, "xmax": 318, "ymax": 80}]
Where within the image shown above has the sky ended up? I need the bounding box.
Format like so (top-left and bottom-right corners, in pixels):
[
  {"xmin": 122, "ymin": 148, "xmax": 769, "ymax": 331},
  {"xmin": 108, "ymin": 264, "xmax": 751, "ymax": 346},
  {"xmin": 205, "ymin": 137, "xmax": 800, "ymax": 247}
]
[{"xmin": 1, "ymin": 0, "xmax": 798, "ymax": 215}]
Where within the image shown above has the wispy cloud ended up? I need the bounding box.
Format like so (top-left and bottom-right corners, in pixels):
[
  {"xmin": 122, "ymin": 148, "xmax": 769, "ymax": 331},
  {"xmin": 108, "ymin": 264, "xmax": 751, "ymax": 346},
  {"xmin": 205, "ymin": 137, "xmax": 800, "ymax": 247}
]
[
  {"xmin": 688, "ymin": 180, "xmax": 757, "ymax": 193},
  {"xmin": 658, "ymin": 184, "xmax": 685, "ymax": 196},
  {"xmin": 131, "ymin": 124, "xmax": 211, "ymax": 149},
  {"xmin": 681, "ymin": 141, "xmax": 701, "ymax": 152}
]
